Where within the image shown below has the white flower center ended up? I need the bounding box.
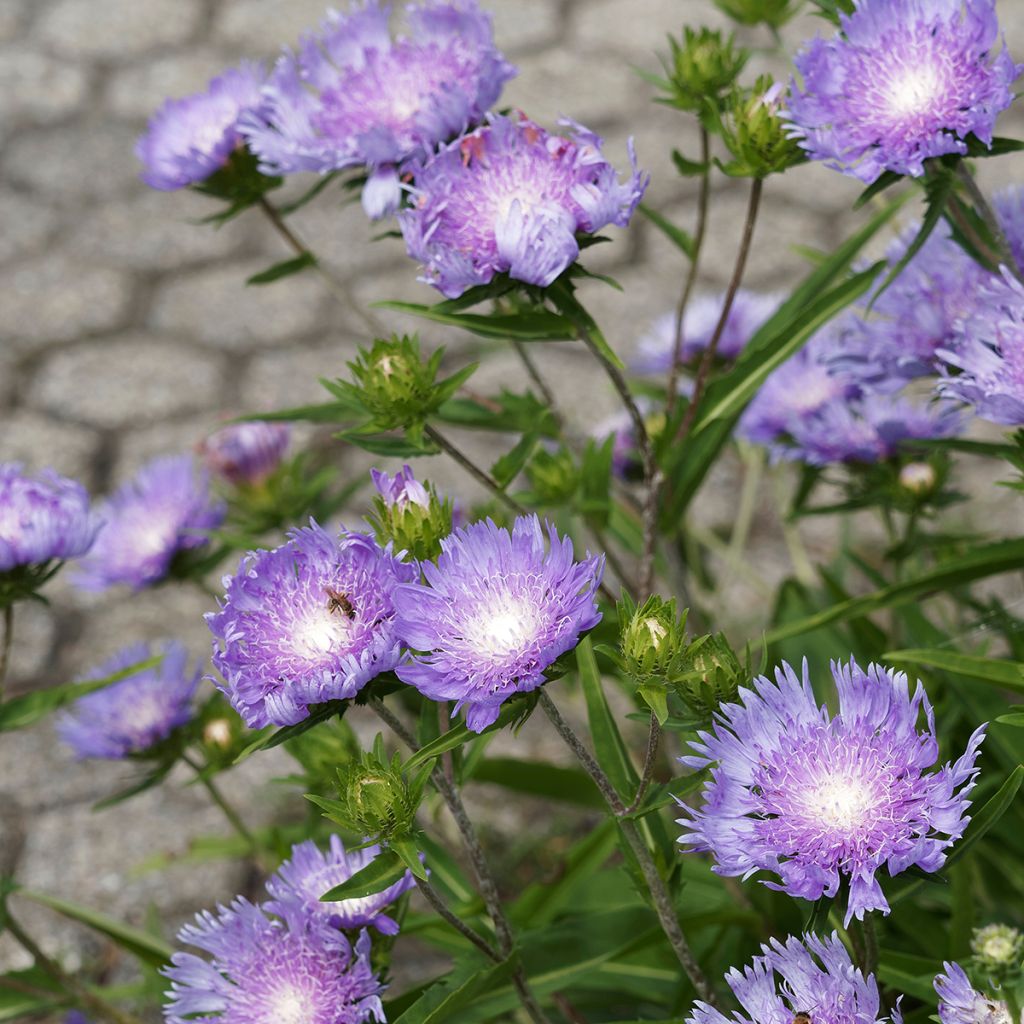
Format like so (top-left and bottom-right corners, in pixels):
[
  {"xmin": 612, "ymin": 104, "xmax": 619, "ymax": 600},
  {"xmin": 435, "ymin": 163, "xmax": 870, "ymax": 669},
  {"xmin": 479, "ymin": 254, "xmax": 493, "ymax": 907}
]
[
  {"xmin": 291, "ymin": 610, "xmax": 351, "ymax": 659},
  {"xmin": 463, "ymin": 596, "xmax": 540, "ymax": 659},
  {"xmin": 885, "ymin": 64, "xmax": 942, "ymax": 118},
  {"xmin": 807, "ymin": 774, "xmax": 875, "ymax": 829},
  {"xmin": 982, "ymin": 936, "xmax": 1015, "ymax": 961},
  {"xmin": 267, "ymin": 984, "xmax": 316, "ymax": 1024}
]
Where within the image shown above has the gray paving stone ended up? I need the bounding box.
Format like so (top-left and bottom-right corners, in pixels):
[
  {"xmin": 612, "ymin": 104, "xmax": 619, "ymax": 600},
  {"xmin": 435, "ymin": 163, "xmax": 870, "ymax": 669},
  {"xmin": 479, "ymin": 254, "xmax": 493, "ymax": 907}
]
[
  {"xmin": 488, "ymin": 0, "xmax": 562, "ymax": 53},
  {"xmin": 0, "ymin": 187, "xmax": 60, "ymax": 265},
  {"xmin": 28, "ymin": 334, "xmax": 223, "ymax": 428},
  {"xmin": 105, "ymin": 49, "xmax": 239, "ymax": 120},
  {"xmin": 0, "ymin": 256, "xmax": 132, "ymax": 352},
  {"xmin": 3, "ymin": 121, "xmax": 144, "ymax": 203},
  {"xmin": 67, "ymin": 190, "xmax": 251, "ymax": 272},
  {"xmin": 213, "ymin": 0, "xmax": 340, "ymax": 51},
  {"xmin": 4, "ymin": 599, "xmax": 58, "ymax": 686},
  {"xmin": 571, "ymin": 0, "xmax": 731, "ymax": 58},
  {"xmin": 36, "ymin": 0, "xmax": 202, "ymax": 60},
  {"xmin": 0, "ymin": 0, "xmax": 26, "ymax": 42},
  {"xmin": 0, "ymin": 409, "xmax": 101, "ymax": 481},
  {"xmin": 0, "ymin": 47, "xmax": 90, "ymax": 126},
  {"xmin": 240, "ymin": 339, "xmax": 362, "ymax": 411},
  {"xmin": 114, "ymin": 414, "xmax": 240, "ymax": 478},
  {"xmin": 149, "ymin": 260, "xmax": 330, "ymax": 351}
]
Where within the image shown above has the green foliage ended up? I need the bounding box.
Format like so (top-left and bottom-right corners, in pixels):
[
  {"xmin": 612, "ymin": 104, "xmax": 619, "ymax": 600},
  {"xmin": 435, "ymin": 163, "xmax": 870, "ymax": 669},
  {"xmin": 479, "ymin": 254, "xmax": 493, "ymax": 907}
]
[
  {"xmin": 656, "ymin": 27, "xmax": 748, "ymax": 117},
  {"xmin": 716, "ymin": 75, "xmax": 805, "ymax": 178},
  {"xmin": 713, "ymin": 0, "xmax": 800, "ymax": 28}
]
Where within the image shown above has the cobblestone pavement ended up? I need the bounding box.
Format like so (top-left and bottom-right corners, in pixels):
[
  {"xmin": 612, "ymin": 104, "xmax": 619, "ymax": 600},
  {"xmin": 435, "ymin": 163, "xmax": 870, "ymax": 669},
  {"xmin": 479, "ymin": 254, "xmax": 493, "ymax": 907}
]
[{"xmin": 4, "ymin": 0, "xmax": 1024, "ymax": 1004}]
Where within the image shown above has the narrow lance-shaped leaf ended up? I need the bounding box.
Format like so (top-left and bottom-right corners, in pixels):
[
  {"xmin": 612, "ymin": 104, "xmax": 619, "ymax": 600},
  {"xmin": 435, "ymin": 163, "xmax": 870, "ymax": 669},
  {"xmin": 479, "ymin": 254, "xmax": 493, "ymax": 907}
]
[
  {"xmin": 883, "ymin": 649, "xmax": 1024, "ymax": 694},
  {"xmin": 316, "ymin": 847, "xmax": 409, "ymax": 902}
]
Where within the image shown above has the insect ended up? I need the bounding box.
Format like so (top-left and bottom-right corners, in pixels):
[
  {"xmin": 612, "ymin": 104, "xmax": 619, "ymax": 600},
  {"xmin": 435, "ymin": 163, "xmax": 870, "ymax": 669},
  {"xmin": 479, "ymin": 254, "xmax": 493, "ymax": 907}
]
[
  {"xmin": 792, "ymin": 1012, "xmax": 812, "ymax": 1024},
  {"xmin": 325, "ymin": 587, "xmax": 356, "ymax": 619}
]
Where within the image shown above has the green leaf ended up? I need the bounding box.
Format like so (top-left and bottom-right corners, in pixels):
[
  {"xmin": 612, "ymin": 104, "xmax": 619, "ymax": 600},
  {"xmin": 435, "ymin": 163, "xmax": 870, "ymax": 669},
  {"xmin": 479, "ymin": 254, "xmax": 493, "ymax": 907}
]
[
  {"xmin": 92, "ymin": 758, "xmax": 177, "ymax": 811},
  {"xmin": 241, "ymin": 399, "xmax": 360, "ymax": 424},
  {"xmin": 339, "ymin": 430, "xmax": 439, "ymax": 458},
  {"xmin": 547, "ymin": 280, "xmax": 625, "ymax": 369},
  {"xmin": 393, "ymin": 955, "xmax": 517, "ymax": 1024},
  {"xmin": 637, "ymin": 683, "xmax": 669, "ymax": 725},
  {"xmin": 765, "ymin": 539, "xmax": 1024, "ymax": 644},
  {"xmin": 471, "ymin": 757, "xmax": 605, "ymax": 809},
  {"xmin": 671, "ymin": 150, "xmax": 710, "ymax": 177},
  {"xmin": 390, "ymin": 837, "xmax": 429, "ymax": 881},
  {"xmin": 965, "ymin": 136, "xmax": 1024, "ymax": 158},
  {"xmin": 318, "ymin": 848, "xmax": 409, "ymax": 901},
  {"xmin": 577, "ymin": 637, "xmax": 638, "ymax": 799},
  {"xmin": 883, "ymin": 649, "xmax": 1024, "ymax": 693},
  {"xmin": 0, "ymin": 966, "xmax": 63, "ymax": 1021},
  {"xmin": 997, "ymin": 712, "xmax": 1024, "ymax": 728},
  {"xmin": 579, "ymin": 436, "xmax": 614, "ymax": 530},
  {"xmin": 275, "ymin": 172, "xmax": 340, "ymax": 215},
  {"xmin": 235, "ymin": 701, "xmax": 348, "ymax": 763},
  {"xmin": 945, "ymin": 764, "xmax": 1024, "ymax": 869},
  {"xmin": 0, "ymin": 655, "xmax": 163, "ymax": 733},
  {"xmin": 491, "ymin": 433, "xmax": 538, "ymax": 488},
  {"xmin": 638, "ymin": 203, "xmax": 695, "ymax": 258},
  {"xmin": 853, "ymin": 170, "xmax": 903, "ymax": 210},
  {"xmin": 245, "ymin": 252, "xmax": 317, "ymax": 285},
  {"xmin": 17, "ymin": 890, "xmax": 173, "ymax": 968},
  {"xmin": 374, "ymin": 301, "xmax": 575, "ymax": 341}
]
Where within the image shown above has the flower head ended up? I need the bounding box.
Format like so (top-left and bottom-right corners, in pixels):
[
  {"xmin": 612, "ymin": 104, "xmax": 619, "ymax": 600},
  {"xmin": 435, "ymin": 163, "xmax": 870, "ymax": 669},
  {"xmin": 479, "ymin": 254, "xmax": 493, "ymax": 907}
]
[
  {"xmin": 686, "ymin": 933, "xmax": 893, "ymax": 1024},
  {"xmin": 208, "ymin": 522, "xmax": 416, "ymax": 729},
  {"xmin": 371, "ymin": 465, "xmax": 430, "ymax": 510},
  {"xmin": 393, "ymin": 515, "xmax": 604, "ymax": 732},
  {"xmin": 137, "ymin": 62, "xmax": 267, "ymax": 191},
  {"xmin": 633, "ymin": 289, "xmax": 782, "ymax": 374},
  {"xmin": 73, "ymin": 456, "xmax": 225, "ymax": 592},
  {"xmin": 972, "ymin": 924, "xmax": 1024, "ymax": 975},
  {"xmin": 164, "ymin": 898, "xmax": 384, "ymax": 1024},
  {"xmin": 0, "ymin": 464, "xmax": 101, "ymax": 573},
  {"xmin": 938, "ymin": 269, "xmax": 1024, "ymax": 425},
  {"xmin": 266, "ymin": 836, "xmax": 415, "ymax": 936},
  {"xmin": 678, "ymin": 658, "xmax": 986, "ymax": 924},
  {"xmin": 200, "ymin": 421, "xmax": 291, "ymax": 487},
  {"xmin": 399, "ymin": 112, "xmax": 648, "ymax": 298},
  {"xmin": 242, "ymin": 0, "xmax": 515, "ymax": 218},
  {"xmin": 56, "ymin": 642, "xmax": 200, "ymax": 760},
  {"xmin": 785, "ymin": 0, "xmax": 1020, "ymax": 183},
  {"xmin": 935, "ymin": 962, "xmax": 1012, "ymax": 1024}
]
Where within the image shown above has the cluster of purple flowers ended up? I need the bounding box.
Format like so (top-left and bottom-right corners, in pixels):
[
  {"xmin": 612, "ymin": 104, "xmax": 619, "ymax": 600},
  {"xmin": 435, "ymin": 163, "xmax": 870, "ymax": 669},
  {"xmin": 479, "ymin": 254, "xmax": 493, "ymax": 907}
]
[
  {"xmin": 165, "ymin": 837, "xmax": 399, "ymax": 1024},
  {"xmin": 678, "ymin": 658, "xmax": 985, "ymax": 923}
]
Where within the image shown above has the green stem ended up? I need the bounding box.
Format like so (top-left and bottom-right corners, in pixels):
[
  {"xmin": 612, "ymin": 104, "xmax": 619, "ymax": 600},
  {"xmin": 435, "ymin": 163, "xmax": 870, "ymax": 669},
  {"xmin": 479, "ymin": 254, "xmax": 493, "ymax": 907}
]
[
  {"xmin": 955, "ymin": 162, "xmax": 1024, "ymax": 282},
  {"xmin": 1, "ymin": 907, "xmax": 145, "ymax": 1024},
  {"xmin": 624, "ymin": 711, "xmax": 660, "ymax": 815},
  {"xmin": 860, "ymin": 915, "xmax": 879, "ymax": 977},
  {"xmin": 772, "ymin": 471, "xmax": 815, "ymax": 586},
  {"xmin": 182, "ymin": 754, "xmax": 264, "ymax": 869},
  {"xmin": 512, "ymin": 340, "xmax": 563, "ymax": 429},
  {"xmin": 411, "ymin": 873, "xmax": 502, "ymax": 962},
  {"xmin": 0, "ymin": 604, "xmax": 12, "ymax": 703}
]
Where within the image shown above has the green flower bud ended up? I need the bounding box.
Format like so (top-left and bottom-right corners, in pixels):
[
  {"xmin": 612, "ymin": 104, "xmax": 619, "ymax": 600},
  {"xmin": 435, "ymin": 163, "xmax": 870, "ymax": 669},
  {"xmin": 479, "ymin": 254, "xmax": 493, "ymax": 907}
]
[
  {"xmin": 620, "ymin": 595, "xmax": 688, "ymax": 684},
  {"xmin": 366, "ymin": 476, "xmax": 455, "ymax": 563},
  {"xmin": 674, "ymin": 633, "xmax": 746, "ymax": 719},
  {"xmin": 663, "ymin": 28, "xmax": 748, "ymax": 115},
  {"xmin": 713, "ymin": 0, "xmax": 799, "ymax": 29},
  {"xmin": 525, "ymin": 447, "xmax": 579, "ymax": 506},
  {"xmin": 972, "ymin": 924, "xmax": 1024, "ymax": 977},
  {"xmin": 719, "ymin": 76, "xmax": 804, "ymax": 178},
  {"xmin": 898, "ymin": 461, "xmax": 938, "ymax": 496}
]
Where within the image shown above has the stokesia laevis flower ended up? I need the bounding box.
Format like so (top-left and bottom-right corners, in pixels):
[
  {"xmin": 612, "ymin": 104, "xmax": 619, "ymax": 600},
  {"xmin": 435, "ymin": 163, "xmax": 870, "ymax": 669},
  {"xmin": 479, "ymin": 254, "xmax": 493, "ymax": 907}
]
[
  {"xmin": 785, "ymin": 0, "xmax": 1020, "ymax": 183},
  {"xmin": 72, "ymin": 455, "xmax": 225, "ymax": 592},
  {"xmin": 686, "ymin": 933, "xmax": 896, "ymax": 1024},
  {"xmin": 935, "ymin": 962, "xmax": 1014, "ymax": 1024},
  {"xmin": 677, "ymin": 658, "xmax": 986, "ymax": 924},
  {"xmin": 265, "ymin": 836, "xmax": 415, "ymax": 936},
  {"xmin": 241, "ymin": 0, "xmax": 515, "ymax": 219},
  {"xmin": 208, "ymin": 522, "xmax": 416, "ymax": 728},
  {"xmin": 56, "ymin": 641, "xmax": 200, "ymax": 760},
  {"xmin": 393, "ymin": 515, "xmax": 604, "ymax": 732},
  {"xmin": 163, "ymin": 898, "xmax": 384, "ymax": 1024},
  {"xmin": 137, "ymin": 62, "xmax": 267, "ymax": 191},
  {"xmin": 399, "ymin": 112, "xmax": 648, "ymax": 298},
  {"xmin": 632, "ymin": 289, "xmax": 782, "ymax": 375},
  {"xmin": 0, "ymin": 464, "xmax": 101, "ymax": 574},
  {"xmin": 200, "ymin": 421, "xmax": 291, "ymax": 487},
  {"xmin": 938, "ymin": 269, "xmax": 1024, "ymax": 425},
  {"xmin": 370, "ymin": 465, "xmax": 430, "ymax": 510}
]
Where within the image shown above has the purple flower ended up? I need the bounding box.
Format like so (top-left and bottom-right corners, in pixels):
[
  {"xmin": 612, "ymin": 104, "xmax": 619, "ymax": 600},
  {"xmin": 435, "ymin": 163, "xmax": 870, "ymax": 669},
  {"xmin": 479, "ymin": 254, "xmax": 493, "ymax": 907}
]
[
  {"xmin": 633, "ymin": 290, "xmax": 783, "ymax": 374},
  {"xmin": 241, "ymin": 1, "xmax": 515, "ymax": 219},
  {"xmin": 938, "ymin": 269, "xmax": 1024, "ymax": 425},
  {"xmin": 56, "ymin": 642, "xmax": 200, "ymax": 760},
  {"xmin": 785, "ymin": 0, "xmax": 1020, "ymax": 183},
  {"xmin": 393, "ymin": 515, "xmax": 604, "ymax": 732},
  {"xmin": 677, "ymin": 658, "xmax": 986, "ymax": 924},
  {"xmin": 370, "ymin": 464, "xmax": 430, "ymax": 510},
  {"xmin": 137, "ymin": 62, "xmax": 267, "ymax": 191},
  {"xmin": 590, "ymin": 400, "xmax": 654, "ymax": 480},
  {"xmin": 164, "ymin": 898, "xmax": 384, "ymax": 1024},
  {"xmin": 207, "ymin": 522, "xmax": 417, "ymax": 729},
  {"xmin": 686, "ymin": 933, "xmax": 895, "ymax": 1024},
  {"xmin": 73, "ymin": 456, "xmax": 225, "ymax": 592},
  {"xmin": 265, "ymin": 836, "xmax": 415, "ymax": 936},
  {"xmin": 64, "ymin": 1014, "xmax": 92, "ymax": 1024},
  {"xmin": 0, "ymin": 464, "xmax": 101, "ymax": 573},
  {"xmin": 399, "ymin": 112, "xmax": 648, "ymax": 298},
  {"xmin": 200, "ymin": 421, "xmax": 291, "ymax": 487},
  {"xmin": 935, "ymin": 962, "xmax": 1011, "ymax": 1024}
]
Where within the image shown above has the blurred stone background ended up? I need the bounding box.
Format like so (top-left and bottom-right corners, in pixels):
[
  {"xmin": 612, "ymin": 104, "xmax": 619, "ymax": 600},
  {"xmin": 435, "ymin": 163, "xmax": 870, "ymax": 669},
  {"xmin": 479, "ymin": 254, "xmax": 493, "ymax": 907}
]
[{"xmin": 3, "ymin": 0, "xmax": 1024, "ymax": 1012}]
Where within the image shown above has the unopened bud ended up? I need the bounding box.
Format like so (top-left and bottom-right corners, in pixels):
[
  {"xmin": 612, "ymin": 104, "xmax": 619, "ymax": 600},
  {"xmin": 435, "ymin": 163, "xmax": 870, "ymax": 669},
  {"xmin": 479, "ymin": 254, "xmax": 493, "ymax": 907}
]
[
  {"xmin": 328, "ymin": 747, "xmax": 425, "ymax": 842},
  {"xmin": 674, "ymin": 633, "xmax": 746, "ymax": 719},
  {"xmin": 367, "ymin": 465, "xmax": 455, "ymax": 562},
  {"xmin": 203, "ymin": 718, "xmax": 234, "ymax": 750},
  {"xmin": 714, "ymin": 0, "xmax": 799, "ymax": 29},
  {"xmin": 664, "ymin": 27, "xmax": 748, "ymax": 115},
  {"xmin": 719, "ymin": 75, "xmax": 804, "ymax": 178},
  {"xmin": 899, "ymin": 461, "xmax": 937, "ymax": 496},
  {"xmin": 972, "ymin": 924, "xmax": 1024, "ymax": 976},
  {"xmin": 525, "ymin": 446, "xmax": 578, "ymax": 505}
]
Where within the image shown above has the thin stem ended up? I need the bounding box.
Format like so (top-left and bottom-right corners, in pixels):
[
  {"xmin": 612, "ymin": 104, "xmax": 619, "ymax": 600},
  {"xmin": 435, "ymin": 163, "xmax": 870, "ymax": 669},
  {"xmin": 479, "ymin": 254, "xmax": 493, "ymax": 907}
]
[
  {"xmin": 945, "ymin": 196, "xmax": 1005, "ymax": 273},
  {"xmin": 624, "ymin": 712, "xmax": 660, "ymax": 815},
  {"xmin": 512, "ymin": 341, "xmax": 564, "ymax": 429},
  {"xmin": 412, "ymin": 874, "xmax": 502, "ymax": 962},
  {"xmin": 182, "ymin": 754, "xmax": 264, "ymax": 868},
  {"xmin": 423, "ymin": 424, "xmax": 527, "ymax": 517},
  {"xmin": 2, "ymin": 908, "xmax": 145, "ymax": 1024},
  {"xmin": 255, "ymin": 195, "xmax": 384, "ymax": 335},
  {"xmin": 368, "ymin": 699, "xmax": 553, "ymax": 1024},
  {"xmin": 955, "ymin": 162, "xmax": 1024, "ymax": 281},
  {"xmin": 771, "ymin": 471, "xmax": 815, "ymax": 586},
  {"xmin": 860, "ymin": 915, "xmax": 879, "ymax": 977},
  {"xmin": 676, "ymin": 177, "xmax": 763, "ymax": 445},
  {"xmin": 665, "ymin": 128, "xmax": 711, "ymax": 422},
  {"xmin": 537, "ymin": 691, "xmax": 715, "ymax": 1003},
  {"xmin": 0, "ymin": 604, "xmax": 12, "ymax": 703}
]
